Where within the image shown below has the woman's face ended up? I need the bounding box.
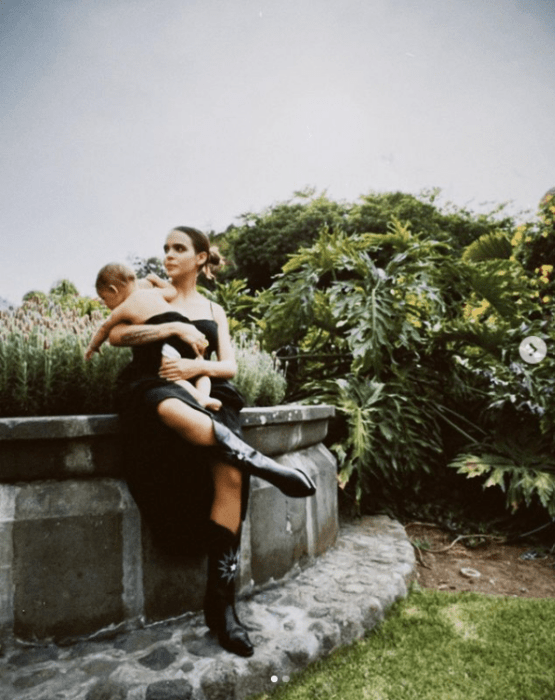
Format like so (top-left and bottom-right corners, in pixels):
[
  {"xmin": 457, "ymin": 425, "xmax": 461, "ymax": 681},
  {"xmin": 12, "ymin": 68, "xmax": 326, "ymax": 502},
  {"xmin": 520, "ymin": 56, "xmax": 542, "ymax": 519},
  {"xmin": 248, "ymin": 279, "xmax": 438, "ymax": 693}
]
[{"xmin": 163, "ymin": 229, "xmax": 207, "ymax": 280}]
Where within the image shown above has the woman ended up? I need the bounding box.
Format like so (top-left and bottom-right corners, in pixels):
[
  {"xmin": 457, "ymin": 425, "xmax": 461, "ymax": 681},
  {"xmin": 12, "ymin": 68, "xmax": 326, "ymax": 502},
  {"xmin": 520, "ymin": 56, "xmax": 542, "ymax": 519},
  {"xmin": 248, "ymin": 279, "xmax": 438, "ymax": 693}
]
[{"xmin": 108, "ymin": 226, "xmax": 316, "ymax": 657}]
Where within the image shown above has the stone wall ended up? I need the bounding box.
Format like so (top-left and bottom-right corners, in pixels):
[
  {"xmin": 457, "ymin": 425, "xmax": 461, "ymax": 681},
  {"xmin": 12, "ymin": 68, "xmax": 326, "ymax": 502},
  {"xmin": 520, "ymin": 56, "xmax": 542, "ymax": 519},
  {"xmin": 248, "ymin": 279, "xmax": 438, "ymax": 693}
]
[{"xmin": 0, "ymin": 405, "xmax": 337, "ymax": 643}]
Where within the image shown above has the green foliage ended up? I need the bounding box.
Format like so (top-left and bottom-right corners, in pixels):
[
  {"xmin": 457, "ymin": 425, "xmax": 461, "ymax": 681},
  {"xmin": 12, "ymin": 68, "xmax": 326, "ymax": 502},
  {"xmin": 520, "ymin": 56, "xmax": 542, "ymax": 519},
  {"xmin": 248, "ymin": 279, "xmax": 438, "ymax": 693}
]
[
  {"xmin": 462, "ymin": 231, "xmax": 512, "ymax": 262},
  {"xmin": 222, "ymin": 188, "xmax": 517, "ymax": 293},
  {"xmin": 22, "ymin": 290, "xmax": 48, "ymax": 303},
  {"xmin": 348, "ymin": 189, "xmax": 517, "ymax": 252},
  {"xmin": 254, "ymin": 194, "xmax": 555, "ymax": 521},
  {"xmin": 220, "ymin": 190, "xmax": 350, "ymax": 291},
  {"xmin": 128, "ymin": 254, "xmax": 169, "ymax": 281},
  {"xmin": 514, "ymin": 191, "xmax": 555, "ymax": 277},
  {"xmin": 309, "ymin": 376, "xmax": 442, "ymax": 505},
  {"xmin": 24, "ymin": 278, "xmax": 105, "ymax": 317},
  {"xmin": 50, "ymin": 279, "xmax": 80, "ymax": 297},
  {"xmin": 257, "ymin": 220, "xmax": 454, "ymax": 509},
  {"xmin": 450, "ymin": 452, "xmax": 555, "ymax": 518},
  {"xmin": 209, "ymin": 278, "xmax": 259, "ymax": 338}
]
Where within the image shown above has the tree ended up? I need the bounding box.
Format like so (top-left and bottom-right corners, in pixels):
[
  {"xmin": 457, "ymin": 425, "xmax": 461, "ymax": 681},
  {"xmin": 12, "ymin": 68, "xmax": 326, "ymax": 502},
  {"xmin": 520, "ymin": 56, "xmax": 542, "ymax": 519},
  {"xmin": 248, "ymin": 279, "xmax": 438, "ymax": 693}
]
[
  {"xmin": 22, "ymin": 290, "xmax": 47, "ymax": 304},
  {"xmin": 50, "ymin": 279, "xmax": 80, "ymax": 297},
  {"xmin": 220, "ymin": 188, "xmax": 517, "ymax": 291},
  {"xmin": 128, "ymin": 255, "xmax": 169, "ymax": 281},
  {"xmin": 220, "ymin": 189, "xmax": 349, "ymax": 291}
]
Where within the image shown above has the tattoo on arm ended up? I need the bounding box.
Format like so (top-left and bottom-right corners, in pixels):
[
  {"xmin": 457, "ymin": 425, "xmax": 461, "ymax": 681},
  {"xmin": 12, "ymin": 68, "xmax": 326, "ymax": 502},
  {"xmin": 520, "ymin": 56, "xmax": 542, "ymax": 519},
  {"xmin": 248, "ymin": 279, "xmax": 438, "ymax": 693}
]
[{"xmin": 118, "ymin": 327, "xmax": 164, "ymax": 345}]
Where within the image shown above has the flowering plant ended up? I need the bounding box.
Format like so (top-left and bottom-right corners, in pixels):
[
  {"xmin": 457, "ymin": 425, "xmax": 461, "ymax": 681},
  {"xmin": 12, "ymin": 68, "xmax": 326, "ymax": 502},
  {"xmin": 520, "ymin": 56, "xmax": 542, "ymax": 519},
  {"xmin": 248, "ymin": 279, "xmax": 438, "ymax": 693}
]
[{"xmin": 0, "ymin": 298, "xmax": 287, "ymax": 417}]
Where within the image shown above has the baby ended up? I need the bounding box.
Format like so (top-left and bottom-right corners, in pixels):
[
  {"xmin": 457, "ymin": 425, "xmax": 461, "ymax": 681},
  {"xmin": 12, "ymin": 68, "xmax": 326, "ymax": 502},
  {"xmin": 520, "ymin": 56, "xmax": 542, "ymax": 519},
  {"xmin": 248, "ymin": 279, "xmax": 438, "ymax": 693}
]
[{"xmin": 85, "ymin": 262, "xmax": 221, "ymax": 411}]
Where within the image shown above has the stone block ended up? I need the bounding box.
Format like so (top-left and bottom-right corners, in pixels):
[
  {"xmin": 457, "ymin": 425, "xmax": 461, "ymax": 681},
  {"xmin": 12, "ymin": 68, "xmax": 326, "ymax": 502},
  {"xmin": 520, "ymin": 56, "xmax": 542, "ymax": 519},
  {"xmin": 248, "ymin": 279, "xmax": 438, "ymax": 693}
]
[
  {"xmin": 140, "ymin": 529, "xmax": 206, "ymax": 622},
  {"xmin": 4, "ymin": 480, "xmax": 136, "ymax": 640},
  {"xmin": 241, "ymin": 405, "xmax": 335, "ymax": 457},
  {"xmin": 310, "ymin": 443, "xmax": 339, "ymax": 555},
  {"xmin": 249, "ymin": 469, "xmax": 310, "ymax": 585},
  {"xmin": 0, "ymin": 406, "xmax": 337, "ymax": 642}
]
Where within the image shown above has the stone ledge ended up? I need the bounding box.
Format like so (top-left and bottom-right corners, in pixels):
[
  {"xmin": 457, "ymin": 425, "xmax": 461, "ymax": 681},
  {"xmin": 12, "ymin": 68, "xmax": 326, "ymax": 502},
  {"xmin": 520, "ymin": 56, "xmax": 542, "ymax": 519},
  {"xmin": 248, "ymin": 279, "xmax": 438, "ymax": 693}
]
[
  {"xmin": 240, "ymin": 405, "xmax": 335, "ymax": 427},
  {"xmin": 0, "ymin": 405, "xmax": 336, "ymax": 480},
  {"xmin": 0, "ymin": 405, "xmax": 335, "ymax": 441},
  {"xmin": 0, "ymin": 414, "xmax": 120, "ymax": 440}
]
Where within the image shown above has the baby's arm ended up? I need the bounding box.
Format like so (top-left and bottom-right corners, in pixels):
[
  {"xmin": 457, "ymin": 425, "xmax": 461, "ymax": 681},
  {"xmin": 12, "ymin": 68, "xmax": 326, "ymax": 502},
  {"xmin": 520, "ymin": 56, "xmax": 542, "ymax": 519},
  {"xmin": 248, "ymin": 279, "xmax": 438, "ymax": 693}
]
[
  {"xmin": 145, "ymin": 273, "xmax": 172, "ymax": 289},
  {"xmin": 85, "ymin": 307, "xmax": 127, "ymax": 360},
  {"xmin": 143, "ymin": 274, "xmax": 178, "ymax": 303}
]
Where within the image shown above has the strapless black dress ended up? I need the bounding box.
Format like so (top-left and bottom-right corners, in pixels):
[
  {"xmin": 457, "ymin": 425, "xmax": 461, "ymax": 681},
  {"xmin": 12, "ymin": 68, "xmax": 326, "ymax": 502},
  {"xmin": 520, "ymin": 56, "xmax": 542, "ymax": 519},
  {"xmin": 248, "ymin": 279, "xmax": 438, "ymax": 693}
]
[{"xmin": 116, "ymin": 312, "xmax": 249, "ymax": 555}]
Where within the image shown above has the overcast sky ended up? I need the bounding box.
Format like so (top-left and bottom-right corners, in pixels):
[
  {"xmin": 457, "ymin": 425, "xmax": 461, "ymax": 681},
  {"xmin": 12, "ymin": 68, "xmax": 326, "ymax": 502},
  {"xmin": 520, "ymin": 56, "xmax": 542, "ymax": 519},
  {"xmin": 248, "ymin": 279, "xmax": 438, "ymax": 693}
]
[{"xmin": 1, "ymin": 0, "xmax": 554, "ymax": 304}]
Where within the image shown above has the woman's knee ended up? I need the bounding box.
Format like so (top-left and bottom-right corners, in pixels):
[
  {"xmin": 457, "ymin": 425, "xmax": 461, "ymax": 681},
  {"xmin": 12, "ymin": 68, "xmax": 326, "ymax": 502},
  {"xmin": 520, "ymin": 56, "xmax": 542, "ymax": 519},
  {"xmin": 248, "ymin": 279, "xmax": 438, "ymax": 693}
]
[
  {"xmin": 156, "ymin": 398, "xmax": 182, "ymax": 424},
  {"xmin": 156, "ymin": 399, "xmax": 209, "ymax": 434}
]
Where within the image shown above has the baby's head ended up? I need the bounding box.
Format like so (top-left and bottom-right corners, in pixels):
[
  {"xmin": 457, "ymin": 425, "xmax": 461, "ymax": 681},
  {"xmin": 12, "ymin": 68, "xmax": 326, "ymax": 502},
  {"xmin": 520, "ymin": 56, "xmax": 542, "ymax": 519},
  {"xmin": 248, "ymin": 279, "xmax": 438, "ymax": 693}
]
[{"xmin": 95, "ymin": 263, "xmax": 136, "ymax": 309}]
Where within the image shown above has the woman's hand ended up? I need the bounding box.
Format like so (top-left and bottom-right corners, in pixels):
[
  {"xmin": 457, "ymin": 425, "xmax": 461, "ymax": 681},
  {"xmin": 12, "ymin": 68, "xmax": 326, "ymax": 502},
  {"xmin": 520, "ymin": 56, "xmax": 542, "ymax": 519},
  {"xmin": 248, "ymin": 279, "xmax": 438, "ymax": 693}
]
[
  {"xmin": 159, "ymin": 357, "xmax": 204, "ymax": 382},
  {"xmin": 173, "ymin": 322, "xmax": 209, "ymax": 357}
]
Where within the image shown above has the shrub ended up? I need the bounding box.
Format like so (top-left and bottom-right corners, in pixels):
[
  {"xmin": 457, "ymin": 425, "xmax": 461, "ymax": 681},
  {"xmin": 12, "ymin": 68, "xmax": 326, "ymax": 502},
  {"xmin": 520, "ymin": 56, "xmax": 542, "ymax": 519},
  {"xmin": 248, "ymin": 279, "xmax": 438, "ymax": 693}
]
[
  {"xmin": 0, "ymin": 300, "xmax": 287, "ymax": 417},
  {"xmin": 256, "ymin": 206, "xmax": 555, "ymax": 521},
  {"xmin": 233, "ymin": 335, "xmax": 287, "ymax": 407}
]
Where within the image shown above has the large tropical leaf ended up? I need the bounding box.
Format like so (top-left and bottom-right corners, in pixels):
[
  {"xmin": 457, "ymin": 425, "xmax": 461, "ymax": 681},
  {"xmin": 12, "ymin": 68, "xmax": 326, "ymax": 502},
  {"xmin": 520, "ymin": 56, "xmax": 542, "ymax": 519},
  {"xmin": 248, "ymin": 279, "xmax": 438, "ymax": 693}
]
[
  {"xmin": 465, "ymin": 259, "xmax": 534, "ymax": 320},
  {"xmin": 462, "ymin": 231, "xmax": 512, "ymax": 262}
]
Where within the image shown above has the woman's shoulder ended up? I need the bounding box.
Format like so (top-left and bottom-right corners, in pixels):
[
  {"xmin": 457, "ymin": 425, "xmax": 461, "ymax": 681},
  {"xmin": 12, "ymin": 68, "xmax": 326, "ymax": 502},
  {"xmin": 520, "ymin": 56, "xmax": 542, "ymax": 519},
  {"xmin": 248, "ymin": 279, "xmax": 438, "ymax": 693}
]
[
  {"xmin": 210, "ymin": 300, "xmax": 227, "ymax": 322},
  {"xmin": 195, "ymin": 292, "xmax": 226, "ymax": 322}
]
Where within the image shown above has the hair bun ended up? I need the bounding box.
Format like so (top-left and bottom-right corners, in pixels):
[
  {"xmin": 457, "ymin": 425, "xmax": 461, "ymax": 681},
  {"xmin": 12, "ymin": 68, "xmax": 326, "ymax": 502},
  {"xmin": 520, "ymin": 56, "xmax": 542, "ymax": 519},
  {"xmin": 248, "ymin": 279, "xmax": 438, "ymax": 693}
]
[
  {"xmin": 203, "ymin": 245, "xmax": 223, "ymax": 279},
  {"xmin": 208, "ymin": 247, "xmax": 221, "ymax": 266}
]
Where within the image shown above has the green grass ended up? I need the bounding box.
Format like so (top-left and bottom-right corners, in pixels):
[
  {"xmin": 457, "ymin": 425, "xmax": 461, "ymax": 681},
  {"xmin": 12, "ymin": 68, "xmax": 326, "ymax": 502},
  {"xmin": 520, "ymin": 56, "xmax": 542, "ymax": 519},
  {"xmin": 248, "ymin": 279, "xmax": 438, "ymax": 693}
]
[{"xmin": 251, "ymin": 588, "xmax": 555, "ymax": 700}]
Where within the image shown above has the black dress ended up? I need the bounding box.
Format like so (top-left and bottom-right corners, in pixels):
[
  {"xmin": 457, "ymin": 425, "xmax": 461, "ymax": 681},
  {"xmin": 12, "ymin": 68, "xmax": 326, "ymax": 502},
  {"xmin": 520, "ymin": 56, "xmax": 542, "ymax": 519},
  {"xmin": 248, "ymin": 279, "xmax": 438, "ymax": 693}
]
[{"xmin": 116, "ymin": 311, "xmax": 249, "ymax": 555}]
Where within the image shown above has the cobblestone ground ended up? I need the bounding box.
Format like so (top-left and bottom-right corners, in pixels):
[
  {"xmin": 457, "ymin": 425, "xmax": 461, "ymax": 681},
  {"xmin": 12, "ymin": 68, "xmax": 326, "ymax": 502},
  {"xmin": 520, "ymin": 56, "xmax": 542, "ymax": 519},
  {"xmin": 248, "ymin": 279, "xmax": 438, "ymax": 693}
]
[{"xmin": 0, "ymin": 515, "xmax": 415, "ymax": 700}]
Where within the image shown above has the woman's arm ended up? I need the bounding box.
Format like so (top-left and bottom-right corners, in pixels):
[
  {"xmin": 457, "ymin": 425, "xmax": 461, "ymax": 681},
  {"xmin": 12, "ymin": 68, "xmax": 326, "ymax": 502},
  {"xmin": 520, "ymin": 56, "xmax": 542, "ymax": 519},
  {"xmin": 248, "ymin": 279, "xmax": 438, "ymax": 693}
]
[
  {"xmin": 108, "ymin": 320, "xmax": 208, "ymax": 356},
  {"xmin": 158, "ymin": 304, "xmax": 237, "ymax": 381}
]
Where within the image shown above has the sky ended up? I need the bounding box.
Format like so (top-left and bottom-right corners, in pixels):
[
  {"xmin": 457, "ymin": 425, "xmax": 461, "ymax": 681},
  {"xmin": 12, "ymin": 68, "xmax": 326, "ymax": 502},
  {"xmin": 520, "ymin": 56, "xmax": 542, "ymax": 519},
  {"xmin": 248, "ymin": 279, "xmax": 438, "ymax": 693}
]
[{"xmin": 1, "ymin": 0, "xmax": 554, "ymax": 305}]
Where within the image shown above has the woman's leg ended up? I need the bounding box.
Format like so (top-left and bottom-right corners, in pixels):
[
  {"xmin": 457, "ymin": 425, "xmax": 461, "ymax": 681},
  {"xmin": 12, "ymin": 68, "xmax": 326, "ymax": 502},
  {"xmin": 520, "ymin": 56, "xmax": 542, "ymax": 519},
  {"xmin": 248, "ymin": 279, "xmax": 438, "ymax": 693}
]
[
  {"xmin": 210, "ymin": 462, "xmax": 242, "ymax": 535},
  {"xmin": 156, "ymin": 398, "xmax": 217, "ymax": 444},
  {"xmin": 204, "ymin": 516, "xmax": 253, "ymax": 657},
  {"xmin": 155, "ymin": 400, "xmax": 253, "ymax": 656},
  {"xmin": 206, "ymin": 463, "xmax": 252, "ymax": 656},
  {"xmin": 156, "ymin": 397, "xmax": 316, "ymax": 499}
]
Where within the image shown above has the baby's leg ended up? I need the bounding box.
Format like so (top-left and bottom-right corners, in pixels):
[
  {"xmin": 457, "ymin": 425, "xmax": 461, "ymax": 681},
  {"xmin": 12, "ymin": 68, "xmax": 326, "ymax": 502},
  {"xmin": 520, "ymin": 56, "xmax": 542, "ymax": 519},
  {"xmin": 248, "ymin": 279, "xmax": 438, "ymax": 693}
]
[
  {"xmin": 176, "ymin": 379, "xmax": 222, "ymax": 411},
  {"xmin": 195, "ymin": 375, "xmax": 212, "ymax": 396}
]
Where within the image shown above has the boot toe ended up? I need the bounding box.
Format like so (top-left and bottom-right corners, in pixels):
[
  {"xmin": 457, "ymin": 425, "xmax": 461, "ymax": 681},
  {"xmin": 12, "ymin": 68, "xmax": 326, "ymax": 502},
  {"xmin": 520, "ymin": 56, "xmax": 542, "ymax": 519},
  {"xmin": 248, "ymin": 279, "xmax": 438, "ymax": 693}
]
[
  {"xmin": 218, "ymin": 629, "xmax": 254, "ymax": 657},
  {"xmin": 282, "ymin": 469, "xmax": 316, "ymax": 498}
]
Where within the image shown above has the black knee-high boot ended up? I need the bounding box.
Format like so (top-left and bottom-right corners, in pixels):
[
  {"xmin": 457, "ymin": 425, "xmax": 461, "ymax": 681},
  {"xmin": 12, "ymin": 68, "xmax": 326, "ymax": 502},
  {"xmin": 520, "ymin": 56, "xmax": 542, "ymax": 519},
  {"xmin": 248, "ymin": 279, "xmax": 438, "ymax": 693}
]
[
  {"xmin": 212, "ymin": 421, "xmax": 316, "ymax": 498},
  {"xmin": 204, "ymin": 520, "xmax": 254, "ymax": 657}
]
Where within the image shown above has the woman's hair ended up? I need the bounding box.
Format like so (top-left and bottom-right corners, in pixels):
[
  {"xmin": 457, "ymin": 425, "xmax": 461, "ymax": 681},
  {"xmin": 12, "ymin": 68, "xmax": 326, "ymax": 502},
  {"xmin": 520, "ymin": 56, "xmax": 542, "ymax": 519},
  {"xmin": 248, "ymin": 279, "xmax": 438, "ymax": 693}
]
[
  {"xmin": 95, "ymin": 262, "xmax": 136, "ymax": 292},
  {"xmin": 172, "ymin": 226, "xmax": 222, "ymax": 279}
]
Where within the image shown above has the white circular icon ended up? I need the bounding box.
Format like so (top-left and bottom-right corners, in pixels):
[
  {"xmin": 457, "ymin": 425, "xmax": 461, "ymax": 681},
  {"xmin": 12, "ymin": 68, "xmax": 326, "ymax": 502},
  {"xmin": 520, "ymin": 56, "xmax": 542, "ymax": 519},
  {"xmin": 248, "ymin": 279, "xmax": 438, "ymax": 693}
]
[{"xmin": 519, "ymin": 336, "xmax": 547, "ymax": 364}]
